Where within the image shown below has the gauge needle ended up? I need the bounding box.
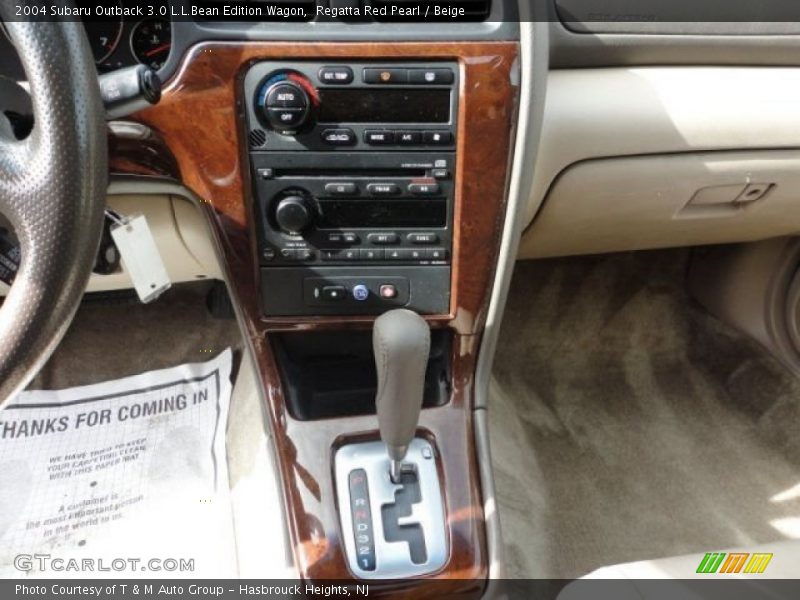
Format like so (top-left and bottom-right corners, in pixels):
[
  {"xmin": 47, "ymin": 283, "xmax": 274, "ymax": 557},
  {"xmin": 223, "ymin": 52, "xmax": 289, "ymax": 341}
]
[{"xmin": 145, "ymin": 43, "xmax": 171, "ymax": 57}]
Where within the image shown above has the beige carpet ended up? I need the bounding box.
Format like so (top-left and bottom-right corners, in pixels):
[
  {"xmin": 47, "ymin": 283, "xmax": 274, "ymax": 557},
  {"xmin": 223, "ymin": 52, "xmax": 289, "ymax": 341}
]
[
  {"xmin": 28, "ymin": 283, "xmax": 243, "ymax": 390},
  {"xmin": 490, "ymin": 250, "xmax": 800, "ymax": 579}
]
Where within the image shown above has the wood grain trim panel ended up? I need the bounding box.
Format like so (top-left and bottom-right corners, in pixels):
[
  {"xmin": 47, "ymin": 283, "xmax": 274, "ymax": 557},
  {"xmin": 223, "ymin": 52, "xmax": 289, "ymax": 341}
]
[{"xmin": 125, "ymin": 41, "xmax": 518, "ymax": 590}]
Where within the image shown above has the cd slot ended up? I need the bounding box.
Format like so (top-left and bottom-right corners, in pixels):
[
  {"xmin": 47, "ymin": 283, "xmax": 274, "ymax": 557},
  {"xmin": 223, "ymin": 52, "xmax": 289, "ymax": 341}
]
[{"xmin": 274, "ymin": 168, "xmax": 428, "ymax": 178}]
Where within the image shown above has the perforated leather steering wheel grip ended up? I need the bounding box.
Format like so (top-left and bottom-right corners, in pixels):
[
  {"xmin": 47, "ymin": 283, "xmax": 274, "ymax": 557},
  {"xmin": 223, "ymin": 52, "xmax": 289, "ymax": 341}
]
[{"xmin": 0, "ymin": 10, "xmax": 107, "ymax": 405}]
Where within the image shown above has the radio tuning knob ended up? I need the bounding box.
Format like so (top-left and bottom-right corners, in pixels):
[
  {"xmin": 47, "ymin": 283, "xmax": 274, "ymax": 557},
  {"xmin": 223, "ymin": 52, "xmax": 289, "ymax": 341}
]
[
  {"xmin": 259, "ymin": 78, "xmax": 311, "ymax": 134},
  {"xmin": 275, "ymin": 192, "xmax": 315, "ymax": 234}
]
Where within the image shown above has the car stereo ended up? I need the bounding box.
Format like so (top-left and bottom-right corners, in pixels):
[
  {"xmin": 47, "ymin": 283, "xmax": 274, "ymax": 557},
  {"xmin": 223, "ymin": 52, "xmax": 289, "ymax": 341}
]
[{"xmin": 243, "ymin": 61, "xmax": 458, "ymax": 317}]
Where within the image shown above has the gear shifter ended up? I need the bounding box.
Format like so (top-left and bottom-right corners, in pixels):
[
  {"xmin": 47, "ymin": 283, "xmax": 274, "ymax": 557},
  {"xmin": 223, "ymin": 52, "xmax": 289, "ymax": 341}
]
[
  {"xmin": 335, "ymin": 307, "xmax": 446, "ymax": 578},
  {"xmin": 373, "ymin": 309, "xmax": 430, "ymax": 483}
]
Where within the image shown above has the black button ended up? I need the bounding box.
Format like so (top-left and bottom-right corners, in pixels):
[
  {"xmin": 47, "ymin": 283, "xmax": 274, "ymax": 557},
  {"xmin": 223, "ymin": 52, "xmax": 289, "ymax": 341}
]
[
  {"xmin": 257, "ymin": 168, "xmax": 274, "ymax": 179},
  {"xmin": 405, "ymin": 248, "xmax": 426, "ymax": 260},
  {"xmin": 342, "ymin": 248, "xmax": 359, "ymax": 260},
  {"xmin": 342, "ymin": 232, "xmax": 360, "ymax": 244},
  {"xmin": 322, "ymin": 286, "xmax": 346, "ymax": 301},
  {"xmin": 266, "ymin": 84, "xmax": 307, "ymax": 108},
  {"xmin": 363, "ymin": 68, "xmax": 408, "ymax": 84},
  {"xmin": 408, "ymin": 182, "xmax": 440, "ymax": 195},
  {"xmin": 407, "ymin": 233, "xmax": 439, "ymax": 244},
  {"xmin": 427, "ymin": 247, "xmax": 448, "ymax": 260},
  {"xmin": 296, "ymin": 248, "xmax": 315, "ymax": 261},
  {"xmin": 364, "ymin": 130, "xmax": 395, "ymax": 145},
  {"xmin": 324, "ymin": 182, "xmax": 357, "ymax": 195},
  {"xmin": 368, "ymin": 233, "xmax": 399, "ymax": 245},
  {"xmin": 267, "ymin": 108, "xmax": 305, "ymax": 128},
  {"xmin": 321, "ymin": 248, "xmax": 359, "ymax": 261},
  {"xmin": 408, "ymin": 68, "xmax": 454, "ymax": 85},
  {"xmin": 385, "ymin": 248, "xmax": 405, "ymax": 260},
  {"xmin": 366, "ymin": 183, "xmax": 399, "ymax": 196},
  {"xmin": 432, "ymin": 169, "xmax": 449, "ymax": 179},
  {"xmin": 360, "ymin": 248, "xmax": 384, "ymax": 260},
  {"xmin": 318, "ymin": 66, "xmax": 354, "ymax": 84},
  {"xmin": 396, "ymin": 131, "xmax": 422, "ymax": 145},
  {"xmin": 262, "ymin": 247, "xmax": 276, "ymax": 261},
  {"xmin": 424, "ymin": 131, "xmax": 452, "ymax": 145},
  {"xmin": 321, "ymin": 249, "xmax": 343, "ymax": 261},
  {"xmin": 321, "ymin": 128, "xmax": 356, "ymax": 145},
  {"xmin": 326, "ymin": 233, "xmax": 344, "ymax": 244}
]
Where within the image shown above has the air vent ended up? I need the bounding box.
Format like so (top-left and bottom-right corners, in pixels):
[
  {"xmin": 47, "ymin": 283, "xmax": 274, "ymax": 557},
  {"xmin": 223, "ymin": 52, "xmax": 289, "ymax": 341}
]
[
  {"xmin": 249, "ymin": 128, "xmax": 267, "ymax": 148},
  {"xmin": 371, "ymin": 0, "xmax": 491, "ymax": 21}
]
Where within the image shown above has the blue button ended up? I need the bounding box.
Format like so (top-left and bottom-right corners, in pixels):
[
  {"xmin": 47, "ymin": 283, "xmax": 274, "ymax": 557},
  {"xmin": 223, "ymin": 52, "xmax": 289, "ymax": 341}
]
[{"xmin": 352, "ymin": 284, "xmax": 369, "ymax": 301}]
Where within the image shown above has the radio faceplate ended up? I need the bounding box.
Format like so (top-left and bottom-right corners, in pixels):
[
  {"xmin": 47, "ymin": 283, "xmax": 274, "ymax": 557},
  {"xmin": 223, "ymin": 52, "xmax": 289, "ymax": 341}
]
[{"xmin": 245, "ymin": 61, "xmax": 458, "ymax": 317}]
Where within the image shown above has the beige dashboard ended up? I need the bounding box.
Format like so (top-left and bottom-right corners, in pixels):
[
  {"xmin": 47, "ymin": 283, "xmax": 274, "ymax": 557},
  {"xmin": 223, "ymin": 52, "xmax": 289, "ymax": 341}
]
[
  {"xmin": 0, "ymin": 195, "xmax": 220, "ymax": 297},
  {"xmin": 521, "ymin": 67, "xmax": 800, "ymax": 258}
]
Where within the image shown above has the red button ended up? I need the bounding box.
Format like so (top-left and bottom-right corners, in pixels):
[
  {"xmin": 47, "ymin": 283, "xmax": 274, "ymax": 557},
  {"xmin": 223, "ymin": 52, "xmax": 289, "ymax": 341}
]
[{"xmin": 379, "ymin": 285, "xmax": 398, "ymax": 299}]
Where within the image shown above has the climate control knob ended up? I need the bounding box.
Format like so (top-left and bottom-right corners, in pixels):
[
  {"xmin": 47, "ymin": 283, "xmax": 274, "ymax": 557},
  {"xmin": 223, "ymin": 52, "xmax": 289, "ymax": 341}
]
[
  {"xmin": 274, "ymin": 192, "xmax": 315, "ymax": 234},
  {"xmin": 258, "ymin": 77, "xmax": 311, "ymax": 134}
]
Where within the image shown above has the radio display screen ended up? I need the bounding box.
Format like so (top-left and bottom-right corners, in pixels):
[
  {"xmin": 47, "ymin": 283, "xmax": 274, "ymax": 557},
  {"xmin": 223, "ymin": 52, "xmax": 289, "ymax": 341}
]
[
  {"xmin": 317, "ymin": 200, "xmax": 447, "ymax": 229},
  {"xmin": 317, "ymin": 89, "xmax": 451, "ymax": 124}
]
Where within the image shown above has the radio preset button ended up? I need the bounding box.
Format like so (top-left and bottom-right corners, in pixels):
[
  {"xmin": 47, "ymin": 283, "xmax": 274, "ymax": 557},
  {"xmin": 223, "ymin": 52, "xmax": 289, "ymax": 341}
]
[
  {"xmin": 408, "ymin": 233, "xmax": 439, "ymax": 245},
  {"xmin": 318, "ymin": 66, "xmax": 354, "ymax": 84},
  {"xmin": 408, "ymin": 182, "xmax": 440, "ymax": 195},
  {"xmin": 321, "ymin": 248, "xmax": 360, "ymax": 261},
  {"xmin": 364, "ymin": 130, "xmax": 395, "ymax": 145},
  {"xmin": 408, "ymin": 68, "xmax": 454, "ymax": 85},
  {"xmin": 367, "ymin": 233, "xmax": 399, "ymax": 245},
  {"xmin": 363, "ymin": 68, "xmax": 408, "ymax": 84},
  {"xmin": 396, "ymin": 131, "xmax": 422, "ymax": 145},
  {"xmin": 385, "ymin": 249, "xmax": 404, "ymax": 260},
  {"xmin": 321, "ymin": 128, "xmax": 357, "ymax": 145},
  {"xmin": 423, "ymin": 131, "xmax": 452, "ymax": 145},
  {"xmin": 360, "ymin": 248, "xmax": 384, "ymax": 260},
  {"xmin": 428, "ymin": 248, "xmax": 448, "ymax": 260},
  {"xmin": 366, "ymin": 183, "xmax": 399, "ymax": 196},
  {"xmin": 324, "ymin": 182, "xmax": 357, "ymax": 195}
]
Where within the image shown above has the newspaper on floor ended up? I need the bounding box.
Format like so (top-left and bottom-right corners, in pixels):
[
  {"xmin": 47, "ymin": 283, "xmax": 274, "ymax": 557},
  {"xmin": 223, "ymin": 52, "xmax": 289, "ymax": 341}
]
[{"xmin": 0, "ymin": 349, "xmax": 236, "ymax": 578}]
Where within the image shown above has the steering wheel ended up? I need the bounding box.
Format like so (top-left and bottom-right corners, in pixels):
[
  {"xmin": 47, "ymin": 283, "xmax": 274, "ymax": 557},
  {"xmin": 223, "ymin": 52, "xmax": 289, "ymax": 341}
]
[{"xmin": 0, "ymin": 12, "xmax": 107, "ymax": 405}]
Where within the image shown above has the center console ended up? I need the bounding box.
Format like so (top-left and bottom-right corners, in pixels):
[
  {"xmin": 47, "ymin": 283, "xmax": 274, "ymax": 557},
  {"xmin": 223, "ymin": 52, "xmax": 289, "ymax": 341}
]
[
  {"xmin": 125, "ymin": 39, "xmax": 519, "ymax": 593},
  {"xmin": 243, "ymin": 61, "xmax": 458, "ymax": 316}
]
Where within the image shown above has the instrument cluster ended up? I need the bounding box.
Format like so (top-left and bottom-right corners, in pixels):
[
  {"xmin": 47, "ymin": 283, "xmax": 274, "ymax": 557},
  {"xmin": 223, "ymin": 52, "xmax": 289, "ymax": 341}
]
[{"xmin": 83, "ymin": 1, "xmax": 172, "ymax": 72}]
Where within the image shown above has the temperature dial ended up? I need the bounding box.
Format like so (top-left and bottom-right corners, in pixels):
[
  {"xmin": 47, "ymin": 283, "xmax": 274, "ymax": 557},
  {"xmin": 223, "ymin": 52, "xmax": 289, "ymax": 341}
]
[
  {"xmin": 274, "ymin": 191, "xmax": 315, "ymax": 234},
  {"xmin": 256, "ymin": 72, "xmax": 315, "ymax": 134}
]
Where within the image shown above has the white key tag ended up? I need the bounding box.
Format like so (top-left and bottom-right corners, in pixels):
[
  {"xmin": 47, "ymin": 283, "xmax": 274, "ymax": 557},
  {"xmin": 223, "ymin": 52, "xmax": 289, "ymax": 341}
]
[{"xmin": 109, "ymin": 213, "xmax": 171, "ymax": 303}]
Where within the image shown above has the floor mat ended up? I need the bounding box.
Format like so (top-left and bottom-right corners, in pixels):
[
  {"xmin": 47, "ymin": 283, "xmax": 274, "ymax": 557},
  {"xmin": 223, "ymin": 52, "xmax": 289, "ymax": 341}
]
[
  {"xmin": 490, "ymin": 250, "xmax": 800, "ymax": 579},
  {"xmin": 1, "ymin": 350, "xmax": 236, "ymax": 578},
  {"xmin": 28, "ymin": 283, "xmax": 243, "ymax": 390}
]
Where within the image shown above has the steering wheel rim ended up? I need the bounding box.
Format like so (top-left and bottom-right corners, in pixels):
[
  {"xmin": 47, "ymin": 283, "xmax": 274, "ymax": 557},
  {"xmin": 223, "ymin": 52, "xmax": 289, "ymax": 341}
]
[{"xmin": 0, "ymin": 11, "xmax": 107, "ymax": 405}]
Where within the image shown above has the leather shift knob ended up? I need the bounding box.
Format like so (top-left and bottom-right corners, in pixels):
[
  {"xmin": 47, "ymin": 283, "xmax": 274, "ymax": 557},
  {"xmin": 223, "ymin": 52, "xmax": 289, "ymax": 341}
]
[{"xmin": 373, "ymin": 309, "xmax": 431, "ymax": 465}]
